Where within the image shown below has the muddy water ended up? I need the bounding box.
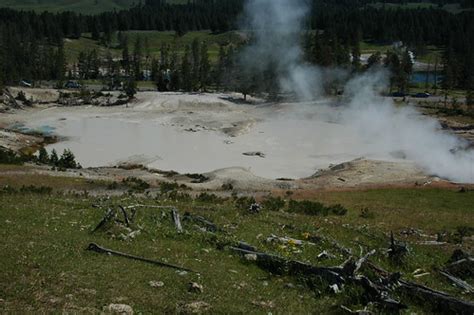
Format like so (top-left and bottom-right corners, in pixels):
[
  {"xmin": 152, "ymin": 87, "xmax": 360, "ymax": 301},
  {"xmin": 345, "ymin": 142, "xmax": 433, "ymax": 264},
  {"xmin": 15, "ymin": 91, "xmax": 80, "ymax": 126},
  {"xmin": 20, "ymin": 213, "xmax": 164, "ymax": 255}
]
[{"xmin": 24, "ymin": 104, "xmax": 401, "ymax": 179}]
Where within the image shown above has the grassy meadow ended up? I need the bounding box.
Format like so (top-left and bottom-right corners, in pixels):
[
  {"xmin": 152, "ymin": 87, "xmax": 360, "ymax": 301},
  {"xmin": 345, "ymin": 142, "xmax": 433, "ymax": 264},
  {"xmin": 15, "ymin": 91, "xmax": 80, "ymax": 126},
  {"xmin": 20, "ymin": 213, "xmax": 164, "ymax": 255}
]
[
  {"xmin": 0, "ymin": 168, "xmax": 473, "ymax": 313},
  {"xmin": 64, "ymin": 31, "xmax": 244, "ymax": 63},
  {"xmin": 0, "ymin": 0, "xmax": 189, "ymax": 14}
]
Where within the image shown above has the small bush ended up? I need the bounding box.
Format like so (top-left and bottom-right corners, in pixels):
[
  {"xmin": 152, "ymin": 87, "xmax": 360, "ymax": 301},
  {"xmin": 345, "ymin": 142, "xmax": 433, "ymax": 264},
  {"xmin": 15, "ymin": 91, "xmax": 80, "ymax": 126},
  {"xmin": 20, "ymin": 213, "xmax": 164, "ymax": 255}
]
[
  {"xmin": 234, "ymin": 196, "xmax": 256, "ymax": 210},
  {"xmin": 288, "ymin": 200, "xmax": 327, "ymax": 216},
  {"xmin": 160, "ymin": 182, "xmax": 180, "ymax": 194},
  {"xmin": 168, "ymin": 190, "xmax": 192, "ymax": 202},
  {"xmin": 221, "ymin": 183, "xmax": 234, "ymax": 191},
  {"xmin": 19, "ymin": 185, "xmax": 53, "ymax": 194},
  {"xmin": 122, "ymin": 177, "xmax": 150, "ymax": 192},
  {"xmin": 107, "ymin": 182, "xmax": 119, "ymax": 190},
  {"xmin": 262, "ymin": 196, "xmax": 286, "ymax": 211},
  {"xmin": 0, "ymin": 185, "xmax": 52, "ymax": 195},
  {"xmin": 195, "ymin": 192, "xmax": 225, "ymax": 203},
  {"xmin": 287, "ymin": 200, "xmax": 348, "ymax": 216},
  {"xmin": 359, "ymin": 207, "xmax": 375, "ymax": 219},
  {"xmin": 328, "ymin": 204, "xmax": 348, "ymax": 216}
]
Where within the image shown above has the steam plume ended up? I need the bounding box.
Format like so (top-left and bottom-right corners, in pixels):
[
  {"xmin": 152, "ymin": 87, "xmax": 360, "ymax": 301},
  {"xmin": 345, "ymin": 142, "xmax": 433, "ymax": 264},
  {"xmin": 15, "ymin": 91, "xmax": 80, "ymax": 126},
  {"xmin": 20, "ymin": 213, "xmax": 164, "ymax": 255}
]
[
  {"xmin": 241, "ymin": 0, "xmax": 323, "ymax": 99},
  {"xmin": 241, "ymin": 0, "xmax": 474, "ymax": 183}
]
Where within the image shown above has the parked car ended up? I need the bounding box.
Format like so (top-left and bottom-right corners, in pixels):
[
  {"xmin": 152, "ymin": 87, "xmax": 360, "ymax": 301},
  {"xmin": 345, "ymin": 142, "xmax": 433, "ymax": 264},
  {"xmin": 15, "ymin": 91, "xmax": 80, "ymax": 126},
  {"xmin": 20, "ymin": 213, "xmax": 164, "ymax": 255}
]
[
  {"xmin": 390, "ymin": 92, "xmax": 406, "ymax": 97},
  {"xmin": 64, "ymin": 81, "xmax": 81, "ymax": 89},
  {"xmin": 20, "ymin": 80, "xmax": 32, "ymax": 87},
  {"xmin": 413, "ymin": 92, "xmax": 431, "ymax": 98}
]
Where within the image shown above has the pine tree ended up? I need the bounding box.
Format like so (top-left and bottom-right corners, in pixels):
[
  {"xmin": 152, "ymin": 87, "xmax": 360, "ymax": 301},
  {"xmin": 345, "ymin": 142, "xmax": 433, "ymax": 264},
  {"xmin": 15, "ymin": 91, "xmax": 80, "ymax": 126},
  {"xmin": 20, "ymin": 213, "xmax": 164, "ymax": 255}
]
[
  {"xmin": 133, "ymin": 36, "xmax": 143, "ymax": 80},
  {"xmin": 191, "ymin": 39, "xmax": 201, "ymax": 90},
  {"xmin": 181, "ymin": 45, "xmax": 192, "ymax": 91},
  {"xmin": 38, "ymin": 147, "xmax": 49, "ymax": 164},
  {"xmin": 351, "ymin": 41, "xmax": 362, "ymax": 71},
  {"xmin": 124, "ymin": 79, "xmax": 137, "ymax": 99},
  {"xmin": 77, "ymin": 51, "xmax": 88, "ymax": 79},
  {"xmin": 91, "ymin": 19, "xmax": 100, "ymax": 41},
  {"xmin": 118, "ymin": 32, "xmax": 128, "ymax": 50},
  {"xmin": 49, "ymin": 149, "xmax": 59, "ymax": 166},
  {"xmin": 366, "ymin": 51, "xmax": 382, "ymax": 69},
  {"xmin": 122, "ymin": 45, "xmax": 130, "ymax": 75},
  {"xmin": 169, "ymin": 46, "xmax": 180, "ymax": 91},
  {"xmin": 58, "ymin": 149, "xmax": 77, "ymax": 169},
  {"xmin": 54, "ymin": 42, "xmax": 66, "ymax": 82},
  {"xmin": 400, "ymin": 50, "xmax": 414, "ymax": 93},
  {"xmin": 199, "ymin": 41, "xmax": 210, "ymax": 91},
  {"xmin": 215, "ymin": 45, "xmax": 226, "ymax": 90}
]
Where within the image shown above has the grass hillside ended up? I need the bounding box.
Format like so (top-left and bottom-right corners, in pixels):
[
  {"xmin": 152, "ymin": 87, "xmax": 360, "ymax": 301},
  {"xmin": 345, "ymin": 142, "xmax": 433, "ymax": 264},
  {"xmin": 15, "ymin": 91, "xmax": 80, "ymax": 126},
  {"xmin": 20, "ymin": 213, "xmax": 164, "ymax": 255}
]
[
  {"xmin": 0, "ymin": 0, "xmax": 135, "ymax": 14},
  {"xmin": 65, "ymin": 31, "xmax": 245, "ymax": 63},
  {"xmin": 1, "ymin": 166, "xmax": 473, "ymax": 313},
  {"xmin": 0, "ymin": 0, "xmax": 188, "ymax": 14}
]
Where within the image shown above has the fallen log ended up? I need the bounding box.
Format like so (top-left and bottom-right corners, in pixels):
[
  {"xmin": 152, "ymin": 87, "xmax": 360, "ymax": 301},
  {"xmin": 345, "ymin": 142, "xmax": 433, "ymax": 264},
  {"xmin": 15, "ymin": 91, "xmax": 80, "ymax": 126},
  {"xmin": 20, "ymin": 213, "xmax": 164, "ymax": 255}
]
[
  {"xmin": 92, "ymin": 208, "xmax": 116, "ymax": 233},
  {"xmin": 398, "ymin": 279, "xmax": 474, "ymax": 314},
  {"xmin": 439, "ymin": 270, "xmax": 473, "ymax": 293},
  {"xmin": 368, "ymin": 262, "xmax": 474, "ymax": 314},
  {"xmin": 230, "ymin": 246, "xmax": 345, "ymax": 284},
  {"xmin": 231, "ymin": 244, "xmax": 405, "ymax": 311},
  {"xmin": 86, "ymin": 243, "xmax": 193, "ymax": 272},
  {"xmin": 445, "ymin": 258, "xmax": 474, "ymax": 278},
  {"xmin": 352, "ymin": 275, "xmax": 407, "ymax": 311},
  {"xmin": 183, "ymin": 212, "xmax": 218, "ymax": 232}
]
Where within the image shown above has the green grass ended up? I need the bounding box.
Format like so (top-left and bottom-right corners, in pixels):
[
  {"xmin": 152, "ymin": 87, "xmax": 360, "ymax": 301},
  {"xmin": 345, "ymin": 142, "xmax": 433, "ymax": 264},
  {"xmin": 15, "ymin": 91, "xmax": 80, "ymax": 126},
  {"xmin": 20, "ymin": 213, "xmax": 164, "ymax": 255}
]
[
  {"xmin": 1, "ymin": 171, "xmax": 473, "ymax": 313},
  {"xmin": 0, "ymin": 0, "xmax": 135, "ymax": 14},
  {"xmin": 64, "ymin": 31, "xmax": 244, "ymax": 63},
  {"xmin": 369, "ymin": 2, "xmax": 473, "ymax": 13},
  {"xmin": 0, "ymin": 0, "xmax": 189, "ymax": 14},
  {"xmin": 360, "ymin": 41, "xmax": 392, "ymax": 54}
]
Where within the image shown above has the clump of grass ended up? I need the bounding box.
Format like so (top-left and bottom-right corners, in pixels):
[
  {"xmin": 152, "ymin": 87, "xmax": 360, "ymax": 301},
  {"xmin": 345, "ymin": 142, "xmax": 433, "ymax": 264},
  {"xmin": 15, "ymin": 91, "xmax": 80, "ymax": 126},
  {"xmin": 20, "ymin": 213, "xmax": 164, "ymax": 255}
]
[
  {"xmin": 262, "ymin": 196, "xmax": 286, "ymax": 211},
  {"xmin": 122, "ymin": 177, "xmax": 150, "ymax": 192},
  {"xmin": 359, "ymin": 207, "xmax": 375, "ymax": 219},
  {"xmin": 234, "ymin": 196, "xmax": 256, "ymax": 211},
  {"xmin": 288, "ymin": 200, "xmax": 348, "ymax": 216},
  {"xmin": 0, "ymin": 184, "xmax": 53, "ymax": 195},
  {"xmin": 327, "ymin": 204, "xmax": 348, "ymax": 216},
  {"xmin": 195, "ymin": 192, "xmax": 226, "ymax": 203},
  {"xmin": 159, "ymin": 182, "xmax": 180, "ymax": 194}
]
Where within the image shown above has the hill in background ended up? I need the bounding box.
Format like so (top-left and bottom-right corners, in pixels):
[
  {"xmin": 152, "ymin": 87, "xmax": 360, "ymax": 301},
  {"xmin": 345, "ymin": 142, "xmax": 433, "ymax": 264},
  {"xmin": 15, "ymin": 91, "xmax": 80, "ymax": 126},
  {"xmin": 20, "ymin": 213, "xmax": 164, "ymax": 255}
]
[{"xmin": 0, "ymin": 0, "xmax": 135, "ymax": 14}]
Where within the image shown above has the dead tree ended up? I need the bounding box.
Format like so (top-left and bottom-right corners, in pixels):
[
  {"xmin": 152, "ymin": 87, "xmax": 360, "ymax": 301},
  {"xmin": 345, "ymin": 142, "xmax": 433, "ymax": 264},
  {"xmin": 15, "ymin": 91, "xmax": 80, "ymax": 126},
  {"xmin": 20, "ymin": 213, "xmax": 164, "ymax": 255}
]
[
  {"xmin": 86, "ymin": 243, "xmax": 193, "ymax": 272},
  {"xmin": 92, "ymin": 208, "xmax": 116, "ymax": 233},
  {"xmin": 171, "ymin": 208, "xmax": 183, "ymax": 233}
]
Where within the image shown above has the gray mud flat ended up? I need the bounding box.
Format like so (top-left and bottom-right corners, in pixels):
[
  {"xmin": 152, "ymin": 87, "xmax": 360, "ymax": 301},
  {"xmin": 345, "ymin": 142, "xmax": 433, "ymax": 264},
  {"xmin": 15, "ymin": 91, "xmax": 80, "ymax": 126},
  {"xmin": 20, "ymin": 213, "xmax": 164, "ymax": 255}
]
[{"xmin": 19, "ymin": 94, "xmax": 407, "ymax": 180}]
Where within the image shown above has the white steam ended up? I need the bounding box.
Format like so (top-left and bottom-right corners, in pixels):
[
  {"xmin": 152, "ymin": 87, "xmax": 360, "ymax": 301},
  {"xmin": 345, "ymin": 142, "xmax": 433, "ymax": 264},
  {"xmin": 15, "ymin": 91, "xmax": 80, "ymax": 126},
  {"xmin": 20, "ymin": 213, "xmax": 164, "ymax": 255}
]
[
  {"xmin": 241, "ymin": 0, "xmax": 323, "ymax": 99},
  {"xmin": 344, "ymin": 72, "xmax": 474, "ymax": 183},
  {"xmin": 242, "ymin": 0, "xmax": 474, "ymax": 183}
]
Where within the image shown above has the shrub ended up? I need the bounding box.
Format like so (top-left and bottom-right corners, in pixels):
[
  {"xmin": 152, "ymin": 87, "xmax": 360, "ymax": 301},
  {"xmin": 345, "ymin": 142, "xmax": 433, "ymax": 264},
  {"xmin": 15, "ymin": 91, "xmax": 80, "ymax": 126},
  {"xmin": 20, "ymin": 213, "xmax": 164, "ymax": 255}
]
[
  {"xmin": 288, "ymin": 200, "xmax": 327, "ymax": 216},
  {"xmin": 359, "ymin": 207, "xmax": 375, "ymax": 219},
  {"xmin": 160, "ymin": 182, "xmax": 180, "ymax": 194},
  {"xmin": 122, "ymin": 177, "xmax": 150, "ymax": 192},
  {"xmin": 328, "ymin": 204, "xmax": 348, "ymax": 216},
  {"xmin": 262, "ymin": 196, "xmax": 286, "ymax": 211},
  {"xmin": 234, "ymin": 196, "xmax": 256, "ymax": 210},
  {"xmin": 195, "ymin": 192, "xmax": 225, "ymax": 203}
]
